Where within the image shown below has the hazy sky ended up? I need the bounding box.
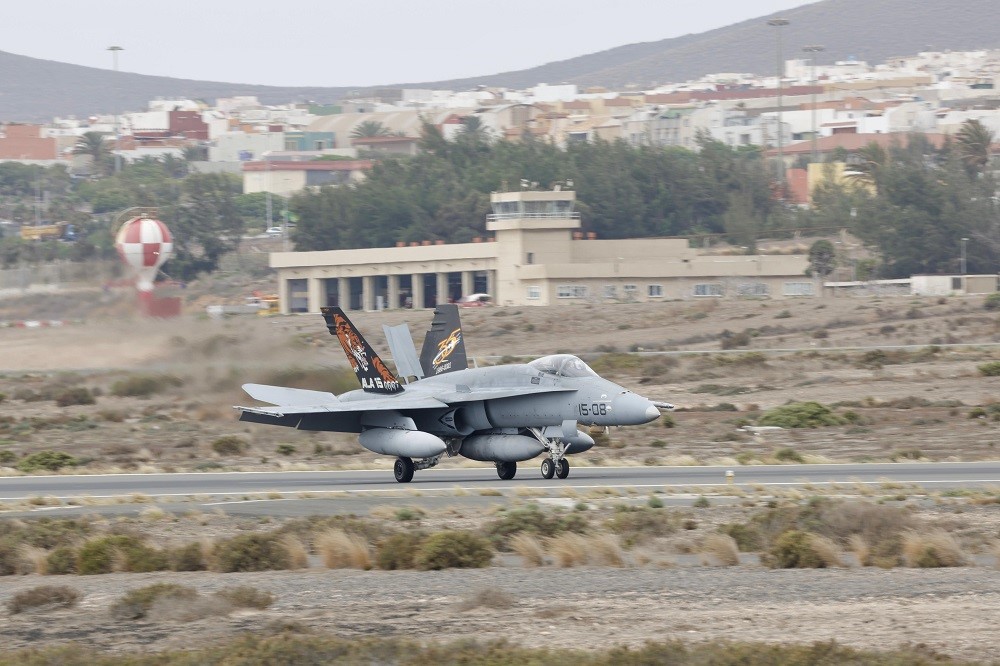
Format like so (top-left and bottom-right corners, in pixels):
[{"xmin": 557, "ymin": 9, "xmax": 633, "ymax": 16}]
[{"xmin": 4, "ymin": 1, "xmax": 813, "ymax": 87}]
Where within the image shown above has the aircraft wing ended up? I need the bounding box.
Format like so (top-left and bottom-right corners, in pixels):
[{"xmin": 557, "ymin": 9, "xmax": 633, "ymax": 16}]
[{"xmin": 434, "ymin": 385, "xmax": 576, "ymax": 403}]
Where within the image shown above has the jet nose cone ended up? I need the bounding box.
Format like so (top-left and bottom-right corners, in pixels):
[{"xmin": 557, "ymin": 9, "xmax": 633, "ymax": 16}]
[{"xmin": 644, "ymin": 404, "xmax": 661, "ymax": 422}]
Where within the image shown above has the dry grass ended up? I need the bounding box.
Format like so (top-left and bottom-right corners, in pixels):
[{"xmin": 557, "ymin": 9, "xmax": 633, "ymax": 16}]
[
  {"xmin": 315, "ymin": 528, "xmax": 371, "ymax": 569},
  {"xmin": 281, "ymin": 535, "xmax": 310, "ymax": 569},
  {"xmin": 18, "ymin": 544, "xmax": 50, "ymax": 575},
  {"xmin": 588, "ymin": 533, "xmax": 625, "ymax": 567},
  {"xmin": 808, "ymin": 534, "xmax": 844, "ymax": 568},
  {"xmin": 148, "ymin": 595, "xmax": 233, "ymax": 623},
  {"xmin": 701, "ymin": 533, "xmax": 740, "ymax": 566},
  {"xmin": 6, "ymin": 585, "xmax": 81, "ymax": 614},
  {"xmin": 457, "ymin": 586, "xmax": 516, "ymax": 611},
  {"xmin": 509, "ymin": 533, "xmax": 545, "ymax": 567},
  {"xmin": 848, "ymin": 534, "xmax": 871, "ymax": 566},
  {"xmin": 546, "ymin": 533, "xmax": 589, "ymax": 567},
  {"xmin": 902, "ymin": 529, "xmax": 967, "ymax": 567}
]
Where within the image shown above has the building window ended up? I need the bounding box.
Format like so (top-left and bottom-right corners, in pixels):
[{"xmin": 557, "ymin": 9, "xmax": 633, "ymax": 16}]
[
  {"xmin": 736, "ymin": 282, "xmax": 769, "ymax": 297},
  {"xmin": 527, "ymin": 286, "xmax": 541, "ymax": 300},
  {"xmin": 557, "ymin": 285, "xmax": 588, "ymax": 299},
  {"xmin": 648, "ymin": 284, "xmax": 664, "ymax": 298},
  {"xmin": 693, "ymin": 283, "xmax": 723, "ymax": 297},
  {"xmin": 783, "ymin": 281, "xmax": 815, "ymax": 296},
  {"xmin": 603, "ymin": 285, "xmax": 617, "ymax": 299},
  {"xmin": 623, "ymin": 284, "xmax": 637, "ymax": 295},
  {"xmin": 526, "ymin": 252, "xmax": 534, "ymax": 265}
]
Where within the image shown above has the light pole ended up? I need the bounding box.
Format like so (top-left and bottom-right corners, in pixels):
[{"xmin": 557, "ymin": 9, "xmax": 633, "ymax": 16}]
[
  {"xmin": 767, "ymin": 18, "xmax": 790, "ymax": 187},
  {"xmin": 961, "ymin": 237, "xmax": 969, "ymax": 275},
  {"xmin": 108, "ymin": 46, "xmax": 124, "ymax": 175},
  {"xmin": 802, "ymin": 45, "xmax": 825, "ymax": 165}
]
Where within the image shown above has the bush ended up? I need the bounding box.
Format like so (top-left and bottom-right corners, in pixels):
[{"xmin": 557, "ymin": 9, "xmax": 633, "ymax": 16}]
[
  {"xmin": 375, "ymin": 532, "xmax": 426, "ymax": 570},
  {"xmin": 758, "ymin": 402, "xmax": 845, "ymax": 429},
  {"xmin": 110, "ymin": 374, "xmax": 183, "ymax": 398},
  {"xmin": 211, "ymin": 435, "xmax": 248, "ymax": 456},
  {"xmin": 169, "ymin": 542, "xmax": 207, "ymax": 571},
  {"xmin": 45, "ymin": 546, "xmax": 78, "ymax": 575},
  {"xmin": 17, "ymin": 450, "xmax": 78, "ymax": 473},
  {"xmin": 276, "ymin": 444, "xmax": 296, "ymax": 456},
  {"xmin": 605, "ymin": 506, "xmax": 679, "ymax": 546},
  {"xmin": 54, "ymin": 387, "xmax": 95, "ymax": 407},
  {"xmin": 0, "ymin": 450, "xmax": 15, "ymax": 465},
  {"xmin": 774, "ymin": 447, "xmax": 805, "ymax": 463},
  {"xmin": 216, "ymin": 585, "xmax": 275, "ymax": 609},
  {"xmin": 984, "ymin": 293, "xmax": 1000, "ymax": 311},
  {"xmin": 6, "ymin": 585, "xmax": 81, "ymax": 613},
  {"xmin": 902, "ymin": 530, "xmax": 966, "ymax": 568},
  {"xmin": 660, "ymin": 414, "xmax": 675, "ymax": 428},
  {"xmin": 110, "ymin": 583, "xmax": 197, "ymax": 620},
  {"xmin": 77, "ymin": 534, "xmax": 167, "ymax": 575},
  {"xmin": 315, "ymin": 529, "xmax": 371, "ymax": 569},
  {"xmin": 764, "ymin": 530, "xmax": 831, "ymax": 568},
  {"xmin": 485, "ymin": 504, "xmax": 588, "ymax": 547},
  {"xmin": 977, "ymin": 361, "xmax": 1000, "ymax": 377},
  {"xmin": 414, "ymin": 531, "xmax": 493, "ymax": 570},
  {"xmin": 212, "ymin": 534, "xmax": 291, "ymax": 572}
]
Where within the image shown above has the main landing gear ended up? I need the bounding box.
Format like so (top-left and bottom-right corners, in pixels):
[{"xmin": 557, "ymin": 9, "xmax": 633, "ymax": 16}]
[
  {"xmin": 496, "ymin": 461, "xmax": 517, "ymax": 480},
  {"xmin": 393, "ymin": 455, "xmax": 442, "ymax": 483},
  {"xmin": 540, "ymin": 457, "xmax": 570, "ymax": 479}
]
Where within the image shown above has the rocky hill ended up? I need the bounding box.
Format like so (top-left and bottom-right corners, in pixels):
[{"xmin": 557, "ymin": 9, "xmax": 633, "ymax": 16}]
[{"xmin": 2, "ymin": 0, "xmax": 999, "ymax": 121}]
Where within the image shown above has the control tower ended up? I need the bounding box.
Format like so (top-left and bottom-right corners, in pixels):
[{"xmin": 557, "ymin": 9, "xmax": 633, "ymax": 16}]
[{"xmin": 486, "ymin": 188, "xmax": 581, "ymax": 305}]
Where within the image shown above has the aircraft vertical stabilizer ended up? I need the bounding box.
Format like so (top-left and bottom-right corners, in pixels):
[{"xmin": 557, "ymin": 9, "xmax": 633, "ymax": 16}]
[
  {"xmin": 419, "ymin": 303, "xmax": 469, "ymax": 377},
  {"xmin": 321, "ymin": 306, "xmax": 404, "ymax": 394},
  {"xmin": 383, "ymin": 322, "xmax": 424, "ymax": 380}
]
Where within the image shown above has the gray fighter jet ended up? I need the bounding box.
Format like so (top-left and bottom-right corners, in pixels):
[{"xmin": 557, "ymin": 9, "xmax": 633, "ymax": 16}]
[{"xmin": 237, "ymin": 305, "xmax": 672, "ymax": 482}]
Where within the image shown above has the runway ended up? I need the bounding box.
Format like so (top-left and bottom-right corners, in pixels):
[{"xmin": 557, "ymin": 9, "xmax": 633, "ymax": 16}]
[{"xmin": 3, "ymin": 461, "xmax": 999, "ymax": 501}]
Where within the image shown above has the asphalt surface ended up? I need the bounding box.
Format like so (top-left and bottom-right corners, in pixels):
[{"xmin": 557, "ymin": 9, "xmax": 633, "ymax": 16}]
[{"xmin": 3, "ymin": 461, "xmax": 999, "ymax": 501}]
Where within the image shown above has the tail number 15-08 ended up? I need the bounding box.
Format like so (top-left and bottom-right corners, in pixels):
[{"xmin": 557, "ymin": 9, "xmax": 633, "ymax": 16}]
[{"xmin": 578, "ymin": 402, "xmax": 608, "ymax": 417}]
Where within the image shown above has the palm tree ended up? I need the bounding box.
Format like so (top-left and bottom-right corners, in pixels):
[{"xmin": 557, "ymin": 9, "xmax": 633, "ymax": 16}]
[
  {"xmin": 956, "ymin": 118, "xmax": 994, "ymax": 177},
  {"xmin": 844, "ymin": 141, "xmax": 888, "ymax": 192},
  {"xmin": 457, "ymin": 115, "xmax": 490, "ymax": 144},
  {"xmin": 72, "ymin": 131, "xmax": 112, "ymax": 176},
  {"xmin": 350, "ymin": 120, "xmax": 391, "ymax": 139}
]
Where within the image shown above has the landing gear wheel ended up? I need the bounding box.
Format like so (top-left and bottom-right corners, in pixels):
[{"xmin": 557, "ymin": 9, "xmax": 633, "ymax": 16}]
[
  {"xmin": 556, "ymin": 458, "xmax": 570, "ymax": 479},
  {"xmin": 394, "ymin": 456, "xmax": 414, "ymax": 483},
  {"xmin": 496, "ymin": 461, "xmax": 517, "ymax": 481},
  {"xmin": 540, "ymin": 458, "xmax": 555, "ymax": 479}
]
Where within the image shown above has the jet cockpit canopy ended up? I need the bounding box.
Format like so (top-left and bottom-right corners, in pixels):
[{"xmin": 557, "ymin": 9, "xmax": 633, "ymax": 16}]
[{"xmin": 528, "ymin": 354, "xmax": 598, "ymax": 378}]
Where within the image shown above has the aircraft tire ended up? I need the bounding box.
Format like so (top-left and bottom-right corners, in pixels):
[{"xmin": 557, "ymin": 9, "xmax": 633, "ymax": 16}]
[
  {"xmin": 496, "ymin": 461, "xmax": 517, "ymax": 480},
  {"xmin": 394, "ymin": 456, "xmax": 415, "ymax": 483},
  {"xmin": 556, "ymin": 458, "xmax": 570, "ymax": 479},
  {"xmin": 540, "ymin": 458, "xmax": 555, "ymax": 479}
]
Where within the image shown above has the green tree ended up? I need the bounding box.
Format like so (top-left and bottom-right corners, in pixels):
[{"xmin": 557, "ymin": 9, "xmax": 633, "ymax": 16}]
[
  {"xmin": 162, "ymin": 173, "xmax": 245, "ymax": 281},
  {"xmin": 72, "ymin": 132, "xmax": 112, "ymax": 176},
  {"xmin": 955, "ymin": 118, "xmax": 994, "ymax": 177},
  {"xmin": 807, "ymin": 239, "xmax": 836, "ymax": 277},
  {"xmin": 844, "ymin": 141, "xmax": 889, "ymax": 192},
  {"xmin": 350, "ymin": 120, "xmax": 391, "ymax": 139}
]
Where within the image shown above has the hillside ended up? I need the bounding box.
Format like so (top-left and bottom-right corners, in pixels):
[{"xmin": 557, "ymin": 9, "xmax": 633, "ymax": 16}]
[{"xmin": 2, "ymin": 0, "xmax": 999, "ymax": 121}]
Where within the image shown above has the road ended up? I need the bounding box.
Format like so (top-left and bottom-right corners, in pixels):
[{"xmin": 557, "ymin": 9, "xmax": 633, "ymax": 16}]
[{"xmin": 3, "ymin": 461, "xmax": 999, "ymax": 501}]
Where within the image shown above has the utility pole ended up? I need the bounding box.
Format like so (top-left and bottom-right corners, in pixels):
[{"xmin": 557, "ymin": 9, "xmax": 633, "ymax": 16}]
[
  {"xmin": 767, "ymin": 18, "xmax": 790, "ymax": 188},
  {"xmin": 108, "ymin": 46, "xmax": 124, "ymax": 175},
  {"xmin": 802, "ymin": 45, "xmax": 825, "ymax": 165}
]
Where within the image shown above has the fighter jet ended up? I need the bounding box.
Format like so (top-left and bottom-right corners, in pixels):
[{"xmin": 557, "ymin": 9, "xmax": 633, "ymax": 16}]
[{"xmin": 237, "ymin": 305, "xmax": 672, "ymax": 483}]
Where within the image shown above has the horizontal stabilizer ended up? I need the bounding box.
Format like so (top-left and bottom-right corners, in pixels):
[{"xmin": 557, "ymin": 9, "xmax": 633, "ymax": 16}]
[{"xmin": 242, "ymin": 383, "xmax": 337, "ymax": 406}]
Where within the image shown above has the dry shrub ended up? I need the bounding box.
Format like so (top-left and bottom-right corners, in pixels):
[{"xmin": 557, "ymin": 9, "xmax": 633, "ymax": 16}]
[
  {"xmin": 6, "ymin": 584, "xmax": 80, "ymax": 614},
  {"xmin": 902, "ymin": 530, "xmax": 967, "ymax": 568},
  {"xmin": 210, "ymin": 534, "xmax": 291, "ymax": 573},
  {"xmin": 509, "ymin": 533, "xmax": 545, "ymax": 567},
  {"xmin": 216, "ymin": 585, "xmax": 275, "ymax": 610},
  {"xmin": 589, "ymin": 533, "xmax": 625, "ymax": 567},
  {"xmin": 281, "ymin": 535, "xmax": 309, "ymax": 569},
  {"xmin": 414, "ymin": 531, "xmax": 493, "ymax": 570},
  {"xmin": 808, "ymin": 534, "xmax": 844, "ymax": 568},
  {"xmin": 547, "ymin": 533, "xmax": 589, "ymax": 567},
  {"xmin": 458, "ymin": 586, "xmax": 516, "ymax": 611},
  {"xmin": 848, "ymin": 535, "xmax": 871, "ymax": 567},
  {"xmin": 701, "ymin": 533, "xmax": 740, "ymax": 566},
  {"xmin": 148, "ymin": 594, "xmax": 233, "ymax": 623},
  {"xmin": 316, "ymin": 529, "xmax": 371, "ymax": 569},
  {"xmin": 18, "ymin": 544, "xmax": 50, "ymax": 575},
  {"xmin": 110, "ymin": 583, "xmax": 198, "ymax": 620}
]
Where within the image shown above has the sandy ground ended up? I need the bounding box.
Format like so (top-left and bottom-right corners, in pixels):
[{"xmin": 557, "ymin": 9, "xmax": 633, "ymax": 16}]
[{"xmin": 2, "ymin": 287, "xmax": 1000, "ymax": 661}]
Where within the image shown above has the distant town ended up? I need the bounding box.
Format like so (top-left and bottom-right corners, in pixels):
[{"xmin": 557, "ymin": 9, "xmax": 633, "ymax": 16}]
[{"xmin": 3, "ymin": 48, "xmax": 999, "ymax": 206}]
